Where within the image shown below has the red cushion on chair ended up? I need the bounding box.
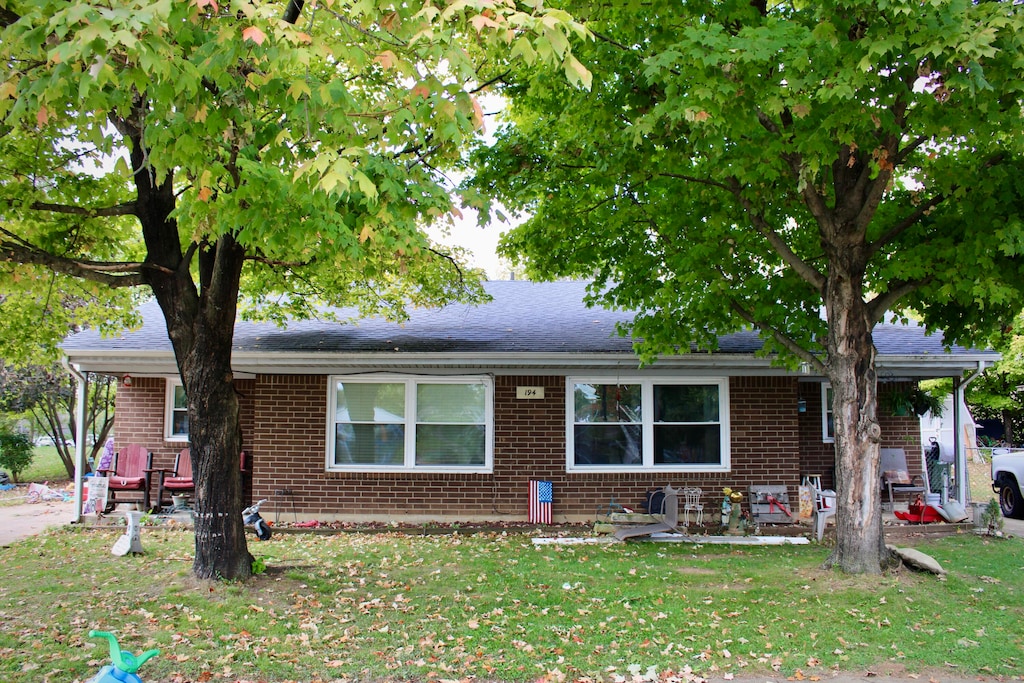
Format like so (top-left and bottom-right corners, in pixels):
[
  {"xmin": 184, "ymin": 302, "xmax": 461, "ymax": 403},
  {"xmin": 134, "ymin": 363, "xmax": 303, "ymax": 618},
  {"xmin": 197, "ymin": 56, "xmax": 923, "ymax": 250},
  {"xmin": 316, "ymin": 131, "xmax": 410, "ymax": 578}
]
[
  {"xmin": 164, "ymin": 477, "xmax": 194, "ymax": 491},
  {"xmin": 109, "ymin": 476, "xmax": 146, "ymax": 490}
]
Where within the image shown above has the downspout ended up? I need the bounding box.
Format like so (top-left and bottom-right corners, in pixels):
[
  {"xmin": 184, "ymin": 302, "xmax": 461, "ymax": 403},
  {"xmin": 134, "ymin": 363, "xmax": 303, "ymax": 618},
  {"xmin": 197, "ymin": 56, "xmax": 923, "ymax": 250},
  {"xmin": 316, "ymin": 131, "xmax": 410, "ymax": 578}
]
[
  {"xmin": 953, "ymin": 360, "xmax": 988, "ymax": 506},
  {"xmin": 62, "ymin": 357, "xmax": 89, "ymax": 524}
]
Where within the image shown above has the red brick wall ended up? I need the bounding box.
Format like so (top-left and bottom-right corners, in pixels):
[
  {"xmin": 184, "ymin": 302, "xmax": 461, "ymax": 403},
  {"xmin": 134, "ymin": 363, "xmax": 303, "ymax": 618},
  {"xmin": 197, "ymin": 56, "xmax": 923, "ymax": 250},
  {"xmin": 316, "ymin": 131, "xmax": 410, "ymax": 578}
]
[
  {"xmin": 797, "ymin": 380, "xmax": 925, "ymax": 491},
  {"xmin": 112, "ymin": 376, "xmax": 255, "ymax": 504},
  {"xmin": 112, "ymin": 373, "xmax": 925, "ymax": 522}
]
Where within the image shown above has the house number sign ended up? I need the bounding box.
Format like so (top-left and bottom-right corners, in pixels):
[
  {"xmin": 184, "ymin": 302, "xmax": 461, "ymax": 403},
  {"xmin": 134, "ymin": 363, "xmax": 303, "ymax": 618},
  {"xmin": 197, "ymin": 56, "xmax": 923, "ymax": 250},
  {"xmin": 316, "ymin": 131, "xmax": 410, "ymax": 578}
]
[{"xmin": 516, "ymin": 386, "xmax": 545, "ymax": 400}]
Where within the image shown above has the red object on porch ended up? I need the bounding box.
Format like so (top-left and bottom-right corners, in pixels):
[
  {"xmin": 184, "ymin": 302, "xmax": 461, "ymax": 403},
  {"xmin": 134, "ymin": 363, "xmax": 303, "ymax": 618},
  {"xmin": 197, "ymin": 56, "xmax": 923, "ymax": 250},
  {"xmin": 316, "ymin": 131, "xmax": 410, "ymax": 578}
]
[{"xmin": 893, "ymin": 504, "xmax": 944, "ymax": 524}]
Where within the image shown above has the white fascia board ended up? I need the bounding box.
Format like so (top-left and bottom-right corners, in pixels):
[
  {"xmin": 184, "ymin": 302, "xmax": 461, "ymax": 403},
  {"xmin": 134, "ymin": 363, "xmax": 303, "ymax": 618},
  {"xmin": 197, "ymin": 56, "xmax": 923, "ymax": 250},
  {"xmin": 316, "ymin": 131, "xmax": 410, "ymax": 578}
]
[
  {"xmin": 62, "ymin": 351, "xmax": 179, "ymax": 376},
  {"xmin": 64, "ymin": 349, "xmax": 998, "ymax": 378},
  {"xmin": 875, "ymin": 354, "xmax": 1000, "ymax": 376}
]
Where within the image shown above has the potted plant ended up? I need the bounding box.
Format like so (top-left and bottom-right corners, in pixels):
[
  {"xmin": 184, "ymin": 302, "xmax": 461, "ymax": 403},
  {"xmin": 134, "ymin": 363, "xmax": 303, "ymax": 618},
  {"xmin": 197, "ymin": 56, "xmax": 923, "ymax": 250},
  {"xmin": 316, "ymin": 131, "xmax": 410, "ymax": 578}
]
[{"xmin": 885, "ymin": 386, "xmax": 945, "ymax": 417}]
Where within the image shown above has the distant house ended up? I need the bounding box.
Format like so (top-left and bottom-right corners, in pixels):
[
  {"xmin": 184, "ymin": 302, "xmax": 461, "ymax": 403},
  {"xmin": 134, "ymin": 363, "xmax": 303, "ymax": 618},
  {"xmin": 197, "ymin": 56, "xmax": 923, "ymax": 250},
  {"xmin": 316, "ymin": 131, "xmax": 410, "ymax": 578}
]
[{"xmin": 62, "ymin": 281, "xmax": 994, "ymax": 523}]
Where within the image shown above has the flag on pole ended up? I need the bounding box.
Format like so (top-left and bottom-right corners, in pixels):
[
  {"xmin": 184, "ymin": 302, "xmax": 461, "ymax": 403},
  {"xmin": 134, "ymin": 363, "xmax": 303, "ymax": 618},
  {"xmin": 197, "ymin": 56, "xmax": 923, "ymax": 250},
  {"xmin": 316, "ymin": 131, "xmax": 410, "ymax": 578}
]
[{"xmin": 528, "ymin": 480, "xmax": 553, "ymax": 524}]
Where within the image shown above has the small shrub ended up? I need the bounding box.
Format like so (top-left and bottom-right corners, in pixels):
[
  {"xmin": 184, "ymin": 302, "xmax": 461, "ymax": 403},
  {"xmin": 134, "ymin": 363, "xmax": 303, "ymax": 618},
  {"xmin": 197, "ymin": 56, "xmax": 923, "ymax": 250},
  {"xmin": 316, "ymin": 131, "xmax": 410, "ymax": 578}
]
[
  {"xmin": 981, "ymin": 498, "xmax": 1005, "ymax": 535},
  {"xmin": 0, "ymin": 431, "xmax": 34, "ymax": 483}
]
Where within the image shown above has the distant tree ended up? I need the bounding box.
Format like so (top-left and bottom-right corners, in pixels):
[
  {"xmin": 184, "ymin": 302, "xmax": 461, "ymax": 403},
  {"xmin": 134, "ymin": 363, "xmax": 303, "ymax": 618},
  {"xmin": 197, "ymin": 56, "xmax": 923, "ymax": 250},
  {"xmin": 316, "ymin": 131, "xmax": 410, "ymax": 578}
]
[
  {"xmin": 0, "ymin": 0, "xmax": 588, "ymax": 580},
  {"xmin": 967, "ymin": 316, "xmax": 1024, "ymax": 446},
  {"xmin": 0, "ymin": 429, "xmax": 33, "ymax": 482},
  {"xmin": 469, "ymin": 0, "xmax": 1024, "ymax": 573},
  {"xmin": 0, "ymin": 362, "xmax": 115, "ymax": 478}
]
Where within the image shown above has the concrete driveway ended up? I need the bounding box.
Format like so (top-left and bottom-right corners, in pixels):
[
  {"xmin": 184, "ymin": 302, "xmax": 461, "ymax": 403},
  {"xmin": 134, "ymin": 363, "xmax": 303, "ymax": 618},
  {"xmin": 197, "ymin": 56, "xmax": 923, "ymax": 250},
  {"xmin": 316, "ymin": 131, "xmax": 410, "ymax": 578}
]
[
  {"xmin": 996, "ymin": 513, "xmax": 1024, "ymax": 536},
  {"xmin": 0, "ymin": 499, "xmax": 77, "ymax": 546}
]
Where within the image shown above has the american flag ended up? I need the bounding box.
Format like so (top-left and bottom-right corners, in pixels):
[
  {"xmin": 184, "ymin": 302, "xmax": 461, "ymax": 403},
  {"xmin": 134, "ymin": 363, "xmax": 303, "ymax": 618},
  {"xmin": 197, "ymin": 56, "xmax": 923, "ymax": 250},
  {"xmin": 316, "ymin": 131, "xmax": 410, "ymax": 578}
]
[{"xmin": 528, "ymin": 480, "xmax": 553, "ymax": 524}]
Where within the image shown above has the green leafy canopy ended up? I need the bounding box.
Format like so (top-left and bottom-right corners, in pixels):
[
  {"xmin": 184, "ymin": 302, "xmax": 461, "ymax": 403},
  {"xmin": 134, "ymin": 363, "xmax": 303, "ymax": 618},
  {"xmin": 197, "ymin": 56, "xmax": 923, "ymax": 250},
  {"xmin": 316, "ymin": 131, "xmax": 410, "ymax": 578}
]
[
  {"xmin": 469, "ymin": 0, "xmax": 1024, "ymax": 364},
  {"xmin": 0, "ymin": 0, "xmax": 593, "ymax": 340}
]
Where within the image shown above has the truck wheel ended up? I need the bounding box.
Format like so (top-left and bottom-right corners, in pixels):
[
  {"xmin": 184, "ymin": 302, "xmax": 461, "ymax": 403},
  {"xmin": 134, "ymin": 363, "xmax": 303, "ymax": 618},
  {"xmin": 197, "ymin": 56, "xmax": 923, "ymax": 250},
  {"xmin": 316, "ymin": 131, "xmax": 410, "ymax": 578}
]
[{"xmin": 999, "ymin": 478, "xmax": 1024, "ymax": 519}]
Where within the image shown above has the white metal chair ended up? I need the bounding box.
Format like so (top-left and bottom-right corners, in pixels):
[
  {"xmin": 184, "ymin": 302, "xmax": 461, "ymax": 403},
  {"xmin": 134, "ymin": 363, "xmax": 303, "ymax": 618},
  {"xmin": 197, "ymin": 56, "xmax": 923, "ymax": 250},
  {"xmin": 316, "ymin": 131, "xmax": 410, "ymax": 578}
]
[
  {"xmin": 682, "ymin": 487, "xmax": 704, "ymax": 527},
  {"xmin": 880, "ymin": 447, "xmax": 927, "ymax": 511},
  {"xmin": 814, "ymin": 487, "xmax": 836, "ymax": 541}
]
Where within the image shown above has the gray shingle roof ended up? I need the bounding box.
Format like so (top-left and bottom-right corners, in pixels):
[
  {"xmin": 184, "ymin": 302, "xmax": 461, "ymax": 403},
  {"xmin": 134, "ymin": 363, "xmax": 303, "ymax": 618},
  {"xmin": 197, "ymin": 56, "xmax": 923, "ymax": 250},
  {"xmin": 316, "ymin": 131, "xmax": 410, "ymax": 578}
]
[{"xmin": 62, "ymin": 280, "xmax": 995, "ymax": 374}]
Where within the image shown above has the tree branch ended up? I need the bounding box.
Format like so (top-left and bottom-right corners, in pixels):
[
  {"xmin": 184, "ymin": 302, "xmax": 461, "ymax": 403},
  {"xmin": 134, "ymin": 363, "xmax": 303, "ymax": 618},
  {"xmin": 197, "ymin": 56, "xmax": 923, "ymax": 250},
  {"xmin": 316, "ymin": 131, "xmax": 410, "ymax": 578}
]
[
  {"xmin": 245, "ymin": 254, "xmax": 313, "ymax": 269},
  {"xmin": 28, "ymin": 201, "xmax": 138, "ymax": 218},
  {"xmin": 866, "ymin": 277, "xmax": 930, "ymax": 324},
  {"xmin": 0, "ymin": 228, "xmax": 146, "ymax": 287},
  {"xmin": 866, "ymin": 192, "xmax": 946, "ymax": 256},
  {"xmin": 893, "ymin": 134, "xmax": 928, "ymax": 166},
  {"xmin": 471, "ymin": 71, "xmax": 512, "ymax": 94},
  {"xmin": 730, "ymin": 298, "xmax": 825, "ymax": 372},
  {"xmin": 656, "ymin": 172, "xmax": 733, "ymax": 192},
  {"xmin": 728, "ymin": 179, "xmax": 828, "ymax": 292},
  {"xmin": 0, "ymin": 7, "xmax": 21, "ymax": 28},
  {"xmin": 283, "ymin": 0, "xmax": 305, "ymax": 25}
]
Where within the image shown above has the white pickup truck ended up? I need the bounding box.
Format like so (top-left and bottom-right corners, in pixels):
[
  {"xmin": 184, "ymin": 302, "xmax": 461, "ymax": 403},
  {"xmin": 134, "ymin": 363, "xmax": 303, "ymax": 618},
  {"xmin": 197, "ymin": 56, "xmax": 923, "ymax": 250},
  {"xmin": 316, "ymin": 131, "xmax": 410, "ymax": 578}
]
[{"xmin": 992, "ymin": 450, "xmax": 1024, "ymax": 519}]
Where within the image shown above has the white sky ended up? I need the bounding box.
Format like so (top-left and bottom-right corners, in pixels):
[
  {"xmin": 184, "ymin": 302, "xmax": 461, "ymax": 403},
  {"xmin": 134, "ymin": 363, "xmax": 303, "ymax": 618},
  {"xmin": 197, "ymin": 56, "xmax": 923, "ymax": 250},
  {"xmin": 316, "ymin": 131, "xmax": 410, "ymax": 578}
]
[
  {"xmin": 428, "ymin": 95, "xmax": 518, "ymax": 280},
  {"xmin": 428, "ymin": 208, "xmax": 513, "ymax": 280}
]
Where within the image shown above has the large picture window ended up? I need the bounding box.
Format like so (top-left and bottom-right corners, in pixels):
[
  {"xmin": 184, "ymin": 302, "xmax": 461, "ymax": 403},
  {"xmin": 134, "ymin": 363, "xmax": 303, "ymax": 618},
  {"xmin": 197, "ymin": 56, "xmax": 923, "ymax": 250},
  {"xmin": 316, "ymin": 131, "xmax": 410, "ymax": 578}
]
[
  {"xmin": 327, "ymin": 376, "xmax": 492, "ymax": 472},
  {"xmin": 568, "ymin": 378, "xmax": 730, "ymax": 472},
  {"xmin": 165, "ymin": 379, "xmax": 189, "ymax": 441}
]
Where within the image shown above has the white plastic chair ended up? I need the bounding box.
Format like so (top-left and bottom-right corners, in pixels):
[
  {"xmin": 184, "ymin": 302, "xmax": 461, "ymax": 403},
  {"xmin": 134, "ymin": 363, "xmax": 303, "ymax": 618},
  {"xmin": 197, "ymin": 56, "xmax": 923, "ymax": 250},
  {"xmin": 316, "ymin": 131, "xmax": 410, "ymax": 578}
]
[
  {"xmin": 814, "ymin": 488, "xmax": 836, "ymax": 541},
  {"xmin": 682, "ymin": 487, "xmax": 704, "ymax": 527}
]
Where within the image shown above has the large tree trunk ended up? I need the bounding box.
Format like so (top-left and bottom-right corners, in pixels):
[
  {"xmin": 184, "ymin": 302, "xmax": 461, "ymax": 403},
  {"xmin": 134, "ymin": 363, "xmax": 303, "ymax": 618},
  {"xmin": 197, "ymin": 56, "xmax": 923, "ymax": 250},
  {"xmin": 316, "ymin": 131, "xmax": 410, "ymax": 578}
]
[
  {"xmin": 128, "ymin": 123, "xmax": 253, "ymax": 580},
  {"xmin": 821, "ymin": 264, "xmax": 891, "ymax": 573},
  {"xmin": 149, "ymin": 234, "xmax": 252, "ymax": 581},
  {"xmin": 181, "ymin": 309, "xmax": 251, "ymax": 580}
]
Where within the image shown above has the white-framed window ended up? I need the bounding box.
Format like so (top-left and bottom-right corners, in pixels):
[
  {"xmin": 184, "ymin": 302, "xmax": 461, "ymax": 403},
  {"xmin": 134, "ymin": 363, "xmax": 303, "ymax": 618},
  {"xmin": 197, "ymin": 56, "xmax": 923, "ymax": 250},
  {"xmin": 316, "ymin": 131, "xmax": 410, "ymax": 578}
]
[
  {"xmin": 165, "ymin": 379, "xmax": 189, "ymax": 441},
  {"xmin": 326, "ymin": 375, "xmax": 493, "ymax": 472},
  {"xmin": 821, "ymin": 383, "xmax": 834, "ymax": 443},
  {"xmin": 567, "ymin": 377, "xmax": 730, "ymax": 472}
]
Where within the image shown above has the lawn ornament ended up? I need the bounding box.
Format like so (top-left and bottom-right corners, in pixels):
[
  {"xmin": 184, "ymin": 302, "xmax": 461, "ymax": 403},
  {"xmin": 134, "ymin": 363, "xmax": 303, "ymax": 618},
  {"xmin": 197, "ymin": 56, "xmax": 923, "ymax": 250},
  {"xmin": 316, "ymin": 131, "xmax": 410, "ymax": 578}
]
[
  {"xmin": 724, "ymin": 488, "xmax": 745, "ymax": 535},
  {"xmin": 111, "ymin": 510, "xmax": 145, "ymax": 556},
  {"xmin": 87, "ymin": 630, "xmax": 159, "ymax": 683}
]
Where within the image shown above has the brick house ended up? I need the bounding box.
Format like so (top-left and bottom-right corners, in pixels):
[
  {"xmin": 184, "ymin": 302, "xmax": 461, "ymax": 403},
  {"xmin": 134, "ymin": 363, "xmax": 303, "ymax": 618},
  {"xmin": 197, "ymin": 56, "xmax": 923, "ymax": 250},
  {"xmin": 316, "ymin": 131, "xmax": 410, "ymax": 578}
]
[{"xmin": 62, "ymin": 280, "xmax": 994, "ymax": 523}]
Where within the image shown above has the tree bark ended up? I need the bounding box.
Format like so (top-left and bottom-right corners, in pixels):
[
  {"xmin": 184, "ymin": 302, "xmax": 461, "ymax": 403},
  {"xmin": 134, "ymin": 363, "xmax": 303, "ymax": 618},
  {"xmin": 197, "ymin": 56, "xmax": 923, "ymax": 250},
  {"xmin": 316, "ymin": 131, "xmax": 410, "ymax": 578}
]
[
  {"xmin": 147, "ymin": 232, "xmax": 253, "ymax": 581},
  {"xmin": 820, "ymin": 255, "xmax": 892, "ymax": 573}
]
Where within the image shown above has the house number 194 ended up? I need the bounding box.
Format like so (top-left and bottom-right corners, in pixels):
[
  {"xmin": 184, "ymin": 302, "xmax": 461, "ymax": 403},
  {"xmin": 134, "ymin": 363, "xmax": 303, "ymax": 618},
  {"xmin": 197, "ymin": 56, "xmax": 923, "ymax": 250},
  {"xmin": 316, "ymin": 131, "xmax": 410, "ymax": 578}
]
[{"xmin": 516, "ymin": 386, "xmax": 545, "ymax": 400}]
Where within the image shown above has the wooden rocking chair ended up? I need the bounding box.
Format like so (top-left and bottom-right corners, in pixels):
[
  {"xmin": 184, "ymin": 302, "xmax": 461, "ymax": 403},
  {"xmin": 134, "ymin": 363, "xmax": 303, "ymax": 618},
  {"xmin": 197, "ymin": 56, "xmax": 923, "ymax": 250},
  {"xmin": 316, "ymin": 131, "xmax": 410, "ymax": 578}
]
[
  {"xmin": 155, "ymin": 448, "xmax": 195, "ymax": 510},
  {"xmin": 98, "ymin": 444, "xmax": 154, "ymax": 513}
]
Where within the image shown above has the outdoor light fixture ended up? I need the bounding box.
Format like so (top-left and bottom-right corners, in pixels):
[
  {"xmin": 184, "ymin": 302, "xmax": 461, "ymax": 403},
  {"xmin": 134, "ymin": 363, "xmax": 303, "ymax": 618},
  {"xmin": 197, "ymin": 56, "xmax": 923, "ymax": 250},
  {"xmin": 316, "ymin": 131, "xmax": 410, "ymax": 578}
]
[{"xmin": 797, "ymin": 398, "xmax": 807, "ymax": 413}]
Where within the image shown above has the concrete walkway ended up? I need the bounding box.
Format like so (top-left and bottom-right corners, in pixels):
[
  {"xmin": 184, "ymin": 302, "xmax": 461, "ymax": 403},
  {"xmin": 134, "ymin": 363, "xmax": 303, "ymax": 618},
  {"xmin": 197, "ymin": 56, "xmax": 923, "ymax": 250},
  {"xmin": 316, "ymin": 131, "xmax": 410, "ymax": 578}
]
[{"xmin": 1, "ymin": 497, "xmax": 1022, "ymax": 547}]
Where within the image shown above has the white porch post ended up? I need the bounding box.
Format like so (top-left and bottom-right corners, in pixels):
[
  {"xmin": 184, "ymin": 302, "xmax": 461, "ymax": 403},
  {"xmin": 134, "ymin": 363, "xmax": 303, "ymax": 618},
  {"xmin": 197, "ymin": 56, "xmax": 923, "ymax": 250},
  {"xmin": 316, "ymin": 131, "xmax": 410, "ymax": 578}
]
[
  {"xmin": 67, "ymin": 361, "xmax": 89, "ymax": 524},
  {"xmin": 956, "ymin": 361, "xmax": 989, "ymax": 506},
  {"xmin": 952, "ymin": 381, "xmax": 965, "ymax": 506}
]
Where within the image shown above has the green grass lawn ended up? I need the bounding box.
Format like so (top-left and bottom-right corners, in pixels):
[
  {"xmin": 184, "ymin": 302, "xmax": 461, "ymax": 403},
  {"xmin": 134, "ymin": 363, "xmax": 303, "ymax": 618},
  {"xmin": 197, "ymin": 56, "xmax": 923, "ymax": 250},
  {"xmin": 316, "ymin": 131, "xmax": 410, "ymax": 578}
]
[
  {"xmin": 0, "ymin": 525, "xmax": 1019, "ymax": 683},
  {"xmin": 0, "ymin": 446, "xmax": 71, "ymax": 504},
  {"xmin": 19, "ymin": 445, "xmax": 72, "ymax": 482}
]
